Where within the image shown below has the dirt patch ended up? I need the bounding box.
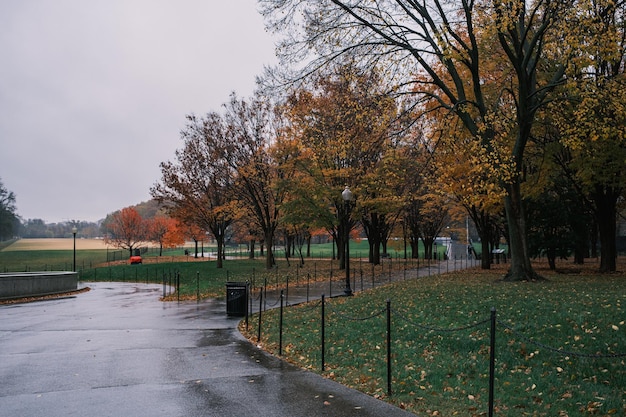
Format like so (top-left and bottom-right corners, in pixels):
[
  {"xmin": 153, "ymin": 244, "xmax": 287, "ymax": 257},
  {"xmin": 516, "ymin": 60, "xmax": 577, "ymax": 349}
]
[{"xmin": 2, "ymin": 238, "xmax": 109, "ymax": 251}]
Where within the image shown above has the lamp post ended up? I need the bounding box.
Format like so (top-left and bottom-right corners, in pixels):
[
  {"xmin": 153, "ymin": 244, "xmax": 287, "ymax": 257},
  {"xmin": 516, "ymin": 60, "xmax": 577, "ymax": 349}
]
[
  {"xmin": 342, "ymin": 186, "xmax": 353, "ymax": 296},
  {"xmin": 72, "ymin": 227, "xmax": 77, "ymax": 272}
]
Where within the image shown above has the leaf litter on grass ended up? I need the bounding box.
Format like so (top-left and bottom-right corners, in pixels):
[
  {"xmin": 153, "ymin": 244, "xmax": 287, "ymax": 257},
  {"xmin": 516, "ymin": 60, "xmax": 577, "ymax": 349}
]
[{"xmin": 240, "ymin": 258, "xmax": 626, "ymax": 416}]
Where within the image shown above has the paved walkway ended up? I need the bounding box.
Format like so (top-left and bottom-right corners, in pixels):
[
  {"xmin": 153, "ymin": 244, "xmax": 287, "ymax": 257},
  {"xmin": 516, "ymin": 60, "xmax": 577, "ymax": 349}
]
[{"xmin": 0, "ymin": 282, "xmax": 415, "ymax": 417}]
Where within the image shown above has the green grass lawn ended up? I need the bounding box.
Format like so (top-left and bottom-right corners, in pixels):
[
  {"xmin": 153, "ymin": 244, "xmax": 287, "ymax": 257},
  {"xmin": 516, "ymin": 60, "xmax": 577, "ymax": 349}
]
[
  {"xmin": 240, "ymin": 263, "xmax": 626, "ymax": 417},
  {"xmin": 0, "ymin": 249, "xmax": 108, "ymax": 272}
]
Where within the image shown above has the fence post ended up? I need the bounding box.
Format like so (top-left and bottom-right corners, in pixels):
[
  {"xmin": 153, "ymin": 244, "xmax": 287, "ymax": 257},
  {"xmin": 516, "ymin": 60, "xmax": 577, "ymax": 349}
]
[
  {"xmin": 489, "ymin": 307, "xmax": 496, "ymax": 417},
  {"xmin": 386, "ymin": 299, "xmax": 392, "ymax": 396},
  {"xmin": 360, "ymin": 266, "xmax": 364, "ymax": 291},
  {"xmin": 279, "ymin": 290, "xmax": 284, "ymax": 356},
  {"xmin": 245, "ymin": 282, "xmax": 250, "ymax": 331},
  {"xmin": 196, "ymin": 271, "xmax": 200, "ymax": 302},
  {"xmin": 257, "ymin": 289, "xmax": 263, "ymax": 343},
  {"xmin": 321, "ymin": 294, "xmax": 325, "ymax": 372}
]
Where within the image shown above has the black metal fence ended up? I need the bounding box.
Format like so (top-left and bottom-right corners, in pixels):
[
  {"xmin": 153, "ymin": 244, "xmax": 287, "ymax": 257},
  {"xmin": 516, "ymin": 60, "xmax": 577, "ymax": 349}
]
[{"xmin": 248, "ymin": 293, "xmax": 626, "ymax": 417}]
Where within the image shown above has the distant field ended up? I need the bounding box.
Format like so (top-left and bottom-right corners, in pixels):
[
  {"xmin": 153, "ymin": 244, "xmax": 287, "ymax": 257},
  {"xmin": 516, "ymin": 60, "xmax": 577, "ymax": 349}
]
[{"xmin": 2, "ymin": 238, "xmax": 109, "ymax": 251}]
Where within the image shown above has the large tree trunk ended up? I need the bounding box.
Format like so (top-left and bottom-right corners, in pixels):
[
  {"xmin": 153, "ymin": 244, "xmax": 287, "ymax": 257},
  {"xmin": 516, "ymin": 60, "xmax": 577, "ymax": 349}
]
[
  {"xmin": 469, "ymin": 208, "xmax": 493, "ymax": 270},
  {"xmin": 362, "ymin": 212, "xmax": 381, "ymax": 265},
  {"xmin": 503, "ymin": 182, "xmax": 542, "ymax": 281},
  {"xmin": 480, "ymin": 239, "xmax": 490, "ymax": 269},
  {"xmin": 592, "ymin": 187, "xmax": 618, "ymax": 273},
  {"xmin": 423, "ymin": 237, "xmax": 434, "ymax": 260},
  {"xmin": 216, "ymin": 235, "xmax": 224, "ymax": 269},
  {"xmin": 410, "ymin": 238, "xmax": 419, "ymax": 259}
]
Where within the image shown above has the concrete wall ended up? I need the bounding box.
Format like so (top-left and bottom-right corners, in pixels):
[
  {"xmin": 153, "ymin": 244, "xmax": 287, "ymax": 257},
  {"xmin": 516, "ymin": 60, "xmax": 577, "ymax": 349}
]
[{"xmin": 0, "ymin": 272, "xmax": 78, "ymax": 300}]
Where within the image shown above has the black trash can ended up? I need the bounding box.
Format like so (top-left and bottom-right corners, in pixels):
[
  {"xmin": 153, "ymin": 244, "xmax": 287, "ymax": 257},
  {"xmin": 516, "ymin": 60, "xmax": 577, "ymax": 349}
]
[{"xmin": 226, "ymin": 282, "xmax": 248, "ymax": 316}]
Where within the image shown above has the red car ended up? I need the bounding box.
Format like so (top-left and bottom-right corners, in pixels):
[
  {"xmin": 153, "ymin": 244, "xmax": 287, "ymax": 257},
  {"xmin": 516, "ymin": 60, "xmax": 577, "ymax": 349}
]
[{"xmin": 130, "ymin": 255, "xmax": 142, "ymax": 264}]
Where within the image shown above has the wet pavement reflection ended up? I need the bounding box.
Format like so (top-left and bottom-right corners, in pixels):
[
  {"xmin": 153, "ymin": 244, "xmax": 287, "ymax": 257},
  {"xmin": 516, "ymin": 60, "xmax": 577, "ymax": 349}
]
[{"xmin": 0, "ymin": 282, "xmax": 414, "ymax": 417}]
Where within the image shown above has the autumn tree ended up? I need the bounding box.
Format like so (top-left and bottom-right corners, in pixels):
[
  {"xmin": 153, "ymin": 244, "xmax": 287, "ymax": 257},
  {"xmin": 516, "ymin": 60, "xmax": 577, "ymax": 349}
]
[
  {"xmin": 181, "ymin": 222, "xmax": 208, "ymax": 258},
  {"xmin": 550, "ymin": 0, "xmax": 626, "ymax": 272},
  {"xmin": 0, "ymin": 178, "xmax": 19, "ymax": 241},
  {"xmin": 427, "ymin": 110, "xmax": 507, "ymax": 269},
  {"xmin": 102, "ymin": 207, "xmax": 147, "ymax": 257},
  {"xmin": 261, "ymin": 0, "xmax": 568, "ymax": 281},
  {"xmin": 229, "ymin": 211, "xmax": 264, "ymax": 259},
  {"xmin": 284, "ymin": 64, "xmax": 399, "ymax": 267},
  {"xmin": 151, "ymin": 113, "xmax": 235, "ymax": 268},
  {"xmin": 273, "ymin": 134, "xmax": 320, "ymax": 265},
  {"xmin": 148, "ymin": 216, "xmax": 185, "ymax": 256},
  {"xmin": 399, "ymin": 142, "xmax": 454, "ymax": 260},
  {"xmin": 221, "ymin": 92, "xmax": 291, "ymax": 270}
]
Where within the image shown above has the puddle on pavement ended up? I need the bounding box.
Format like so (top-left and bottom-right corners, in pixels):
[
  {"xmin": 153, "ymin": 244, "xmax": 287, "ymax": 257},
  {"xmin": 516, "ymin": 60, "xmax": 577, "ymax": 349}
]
[{"xmin": 197, "ymin": 329, "xmax": 236, "ymax": 347}]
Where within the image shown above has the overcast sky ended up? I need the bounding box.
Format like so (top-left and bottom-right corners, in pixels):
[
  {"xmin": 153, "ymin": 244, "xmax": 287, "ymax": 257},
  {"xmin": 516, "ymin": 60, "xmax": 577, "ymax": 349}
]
[{"xmin": 0, "ymin": 0, "xmax": 278, "ymax": 223}]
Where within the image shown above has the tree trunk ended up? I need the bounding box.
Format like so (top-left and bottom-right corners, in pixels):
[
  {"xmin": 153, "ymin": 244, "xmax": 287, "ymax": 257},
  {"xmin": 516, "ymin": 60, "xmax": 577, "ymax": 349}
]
[
  {"xmin": 216, "ymin": 235, "xmax": 224, "ymax": 269},
  {"xmin": 367, "ymin": 240, "xmax": 374, "ymax": 264},
  {"xmin": 410, "ymin": 239, "xmax": 419, "ymax": 259},
  {"xmin": 372, "ymin": 240, "xmax": 381, "ymax": 265},
  {"xmin": 503, "ymin": 182, "xmax": 542, "ymax": 281},
  {"xmin": 248, "ymin": 239, "xmax": 256, "ymax": 259},
  {"xmin": 589, "ymin": 224, "xmax": 598, "ymax": 258},
  {"xmin": 468, "ymin": 208, "xmax": 493, "ymax": 270},
  {"xmin": 593, "ymin": 187, "xmax": 618, "ymax": 273},
  {"xmin": 480, "ymin": 239, "xmax": 490, "ymax": 269},
  {"xmin": 284, "ymin": 234, "xmax": 291, "ymax": 267},
  {"xmin": 337, "ymin": 229, "xmax": 346, "ymax": 270},
  {"xmin": 423, "ymin": 237, "xmax": 434, "ymax": 260},
  {"xmin": 547, "ymin": 247, "xmax": 556, "ymax": 271},
  {"xmin": 306, "ymin": 235, "xmax": 311, "ymax": 257},
  {"xmin": 264, "ymin": 231, "xmax": 275, "ymax": 270}
]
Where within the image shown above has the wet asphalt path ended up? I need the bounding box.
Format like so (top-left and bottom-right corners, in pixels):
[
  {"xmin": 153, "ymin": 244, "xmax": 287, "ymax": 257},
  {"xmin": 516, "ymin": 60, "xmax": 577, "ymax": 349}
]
[{"xmin": 0, "ymin": 282, "xmax": 415, "ymax": 417}]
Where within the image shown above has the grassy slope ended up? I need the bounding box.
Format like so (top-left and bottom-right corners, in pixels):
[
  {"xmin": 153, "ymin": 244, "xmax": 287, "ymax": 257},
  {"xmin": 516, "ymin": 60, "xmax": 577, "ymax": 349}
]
[{"xmin": 241, "ymin": 261, "xmax": 626, "ymax": 417}]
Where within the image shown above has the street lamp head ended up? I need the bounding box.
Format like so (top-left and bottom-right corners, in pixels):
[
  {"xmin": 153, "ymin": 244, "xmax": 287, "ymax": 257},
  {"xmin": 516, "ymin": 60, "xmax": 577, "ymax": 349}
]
[
  {"xmin": 342, "ymin": 185, "xmax": 353, "ymax": 202},
  {"xmin": 72, "ymin": 227, "xmax": 77, "ymax": 235}
]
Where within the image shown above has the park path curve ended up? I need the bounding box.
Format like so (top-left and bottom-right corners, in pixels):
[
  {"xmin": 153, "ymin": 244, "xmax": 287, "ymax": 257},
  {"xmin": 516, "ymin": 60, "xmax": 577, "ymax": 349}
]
[{"xmin": 0, "ymin": 282, "xmax": 415, "ymax": 417}]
